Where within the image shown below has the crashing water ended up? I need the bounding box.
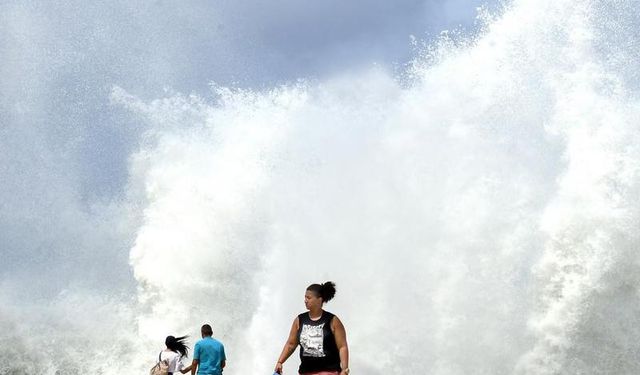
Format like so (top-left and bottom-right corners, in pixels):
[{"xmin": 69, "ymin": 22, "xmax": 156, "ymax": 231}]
[{"xmin": 3, "ymin": 0, "xmax": 640, "ymax": 374}]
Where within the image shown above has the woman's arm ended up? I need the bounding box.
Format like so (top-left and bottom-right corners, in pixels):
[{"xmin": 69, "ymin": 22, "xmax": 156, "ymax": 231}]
[
  {"xmin": 275, "ymin": 317, "xmax": 300, "ymax": 373},
  {"xmin": 332, "ymin": 316, "xmax": 349, "ymax": 375}
]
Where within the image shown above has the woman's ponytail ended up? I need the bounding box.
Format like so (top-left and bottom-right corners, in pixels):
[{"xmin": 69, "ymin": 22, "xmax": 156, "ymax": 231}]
[
  {"xmin": 320, "ymin": 281, "xmax": 336, "ymax": 302},
  {"xmin": 307, "ymin": 281, "xmax": 337, "ymax": 303}
]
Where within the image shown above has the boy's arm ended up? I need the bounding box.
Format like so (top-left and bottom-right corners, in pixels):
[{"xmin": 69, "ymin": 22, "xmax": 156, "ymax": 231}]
[{"xmin": 191, "ymin": 342, "xmax": 200, "ymax": 375}]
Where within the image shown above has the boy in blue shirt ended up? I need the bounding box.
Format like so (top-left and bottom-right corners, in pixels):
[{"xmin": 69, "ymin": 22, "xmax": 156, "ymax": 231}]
[{"xmin": 191, "ymin": 324, "xmax": 226, "ymax": 375}]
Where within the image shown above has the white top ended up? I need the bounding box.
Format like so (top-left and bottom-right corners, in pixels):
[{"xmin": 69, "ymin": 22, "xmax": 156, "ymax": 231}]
[{"xmin": 160, "ymin": 350, "xmax": 185, "ymax": 373}]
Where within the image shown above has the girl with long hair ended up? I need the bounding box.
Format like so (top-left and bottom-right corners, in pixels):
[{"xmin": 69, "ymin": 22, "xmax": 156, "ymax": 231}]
[{"xmin": 160, "ymin": 335, "xmax": 193, "ymax": 374}]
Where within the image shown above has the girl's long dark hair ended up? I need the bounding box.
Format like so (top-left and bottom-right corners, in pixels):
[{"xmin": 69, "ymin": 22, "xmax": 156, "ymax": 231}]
[{"xmin": 165, "ymin": 335, "xmax": 189, "ymax": 358}]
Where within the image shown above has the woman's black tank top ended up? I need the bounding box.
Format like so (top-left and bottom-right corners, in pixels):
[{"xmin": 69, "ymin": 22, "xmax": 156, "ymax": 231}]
[{"xmin": 297, "ymin": 311, "xmax": 341, "ymax": 373}]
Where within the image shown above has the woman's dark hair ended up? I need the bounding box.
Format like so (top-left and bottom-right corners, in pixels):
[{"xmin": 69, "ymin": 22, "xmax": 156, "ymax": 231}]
[
  {"xmin": 307, "ymin": 281, "xmax": 336, "ymax": 303},
  {"xmin": 165, "ymin": 335, "xmax": 189, "ymax": 358}
]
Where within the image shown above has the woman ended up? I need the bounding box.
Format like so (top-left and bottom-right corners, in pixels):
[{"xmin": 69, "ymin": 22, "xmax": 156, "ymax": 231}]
[
  {"xmin": 275, "ymin": 281, "xmax": 350, "ymax": 375},
  {"xmin": 159, "ymin": 335, "xmax": 193, "ymax": 374}
]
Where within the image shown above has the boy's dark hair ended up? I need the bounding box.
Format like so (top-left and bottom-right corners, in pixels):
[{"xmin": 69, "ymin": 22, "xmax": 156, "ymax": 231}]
[{"xmin": 201, "ymin": 324, "xmax": 213, "ymax": 336}]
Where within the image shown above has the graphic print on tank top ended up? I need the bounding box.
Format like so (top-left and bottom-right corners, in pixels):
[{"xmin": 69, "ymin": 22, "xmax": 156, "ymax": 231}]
[{"xmin": 300, "ymin": 323, "xmax": 326, "ymax": 357}]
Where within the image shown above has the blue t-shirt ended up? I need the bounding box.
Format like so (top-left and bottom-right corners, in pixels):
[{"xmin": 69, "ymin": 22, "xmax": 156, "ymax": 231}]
[{"xmin": 193, "ymin": 337, "xmax": 226, "ymax": 375}]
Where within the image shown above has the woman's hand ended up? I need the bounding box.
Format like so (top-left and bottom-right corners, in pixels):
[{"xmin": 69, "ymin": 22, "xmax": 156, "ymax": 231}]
[
  {"xmin": 274, "ymin": 362, "xmax": 283, "ymax": 374},
  {"xmin": 275, "ymin": 317, "xmax": 300, "ymax": 374},
  {"xmin": 332, "ymin": 317, "xmax": 349, "ymax": 375}
]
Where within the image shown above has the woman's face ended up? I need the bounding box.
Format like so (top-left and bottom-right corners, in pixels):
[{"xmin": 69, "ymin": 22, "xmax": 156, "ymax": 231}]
[{"xmin": 304, "ymin": 290, "xmax": 323, "ymax": 310}]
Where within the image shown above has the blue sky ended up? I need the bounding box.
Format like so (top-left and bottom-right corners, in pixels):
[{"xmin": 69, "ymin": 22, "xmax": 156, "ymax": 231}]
[{"xmin": 0, "ymin": 0, "xmax": 500, "ymax": 296}]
